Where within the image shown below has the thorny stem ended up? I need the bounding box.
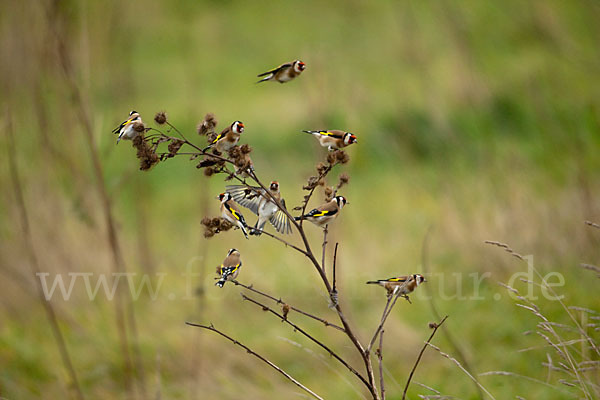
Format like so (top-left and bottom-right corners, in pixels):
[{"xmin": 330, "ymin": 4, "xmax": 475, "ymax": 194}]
[
  {"xmin": 402, "ymin": 316, "xmax": 448, "ymax": 400},
  {"xmin": 185, "ymin": 322, "xmax": 324, "ymax": 400},
  {"xmin": 241, "ymin": 294, "xmax": 371, "ymax": 389},
  {"xmin": 233, "ymin": 281, "xmax": 344, "ymax": 331}
]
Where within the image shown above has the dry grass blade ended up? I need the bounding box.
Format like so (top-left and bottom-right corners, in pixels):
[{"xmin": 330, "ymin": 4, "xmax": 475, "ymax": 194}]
[
  {"xmin": 484, "ymin": 240, "xmax": 525, "ymax": 261},
  {"xmin": 428, "ymin": 343, "xmax": 496, "ymax": 400},
  {"xmin": 7, "ymin": 111, "xmax": 85, "ymax": 400}
]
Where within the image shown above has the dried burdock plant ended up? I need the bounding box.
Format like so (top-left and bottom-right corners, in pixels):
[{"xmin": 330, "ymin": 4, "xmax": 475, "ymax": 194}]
[{"xmin": 125, "ymin": 110, "xmax": 439, "ymax": 400}]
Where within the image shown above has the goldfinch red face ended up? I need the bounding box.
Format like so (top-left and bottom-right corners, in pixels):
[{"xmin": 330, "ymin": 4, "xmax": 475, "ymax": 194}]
[
  {"xmin": 269, "ymin": 181, "xmax": 279, "ymax": 192},
  {"xmin": 232, "ymin": 121, "xmax": 244, "ymax": 134},
  {"xmin": 294, "ymin": 60, "xmax": 306, "ymax": 72},
  {"xmin": 344, "ymin": 133, "xmax": 357, "ymax": 146},
  {"xmin": 413, "ymin": 274, "xmax": 426, "ymax": 285},
  {"xmin": 335, "ymin": 196, "xmax": 347, "ymax": 208},
  {"xmin": 219, "ymin": 193, "xmax": 231, "ymax": 202}
]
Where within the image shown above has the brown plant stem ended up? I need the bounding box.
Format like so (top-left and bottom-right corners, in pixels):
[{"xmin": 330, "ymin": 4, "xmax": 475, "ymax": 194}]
[
  {"xmin": 322, "ymin": 224, "xmax": 329, "ymax": 278},
  {"xmin": 185, "ymin": 322, "xmax": 324, "ymax": 400},
  {"xmin": 377, "ymin": 330, "xmax": 385, "ymax": 400},
  {"xmin": 47, "ymin": 5, "xmax": 142, "ymax": 395},
  {"xmin": 368, "ymin": 291, "xmax": 403, "ymax": 353},
  {"xmin": 7, "ymin": 113, "xmax": 85, "ymax": 400},
  {"xmin": 402, "ymin": 316, "xmax": 448, "ymax": 400},
  {"xmin": 166, "ymin": 133, "xmax": 377, "ymax": 398},
  {"xmin": 241, "ymin": 294, "xmax": 371, "ymax": 389},
  {"xmin": 233, "ymin": 281, "xmax": 344, "ymax": 331}
]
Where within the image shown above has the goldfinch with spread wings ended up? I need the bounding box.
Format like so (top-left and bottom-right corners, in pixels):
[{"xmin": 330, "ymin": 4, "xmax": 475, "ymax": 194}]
[
  {"xmin": 203, "ymin": 121, "xmax": 244, "ymax": 152},
  {"xmin": 215, "ymin": 248, "xmax": 242, "ymax": 288},
  {"xmin": 302, "ymin": 130, "xmax": 357, "ymax": 151},
  {"xmin": 257, "ymin": 60, "xmax": 306, "ymax": 83},
  {"xmin": 295, "ymin": 196, "xmax": 347, "ymax": 228},
  {"xmin": 226, "ymin": 181, "xmax": 292, "ymax": 235},
  {"xmin": 366, "ymin": 274, "xmax": 426, "ymax": 302},
  {"xmin": 113, "ymin": 110, "xmax": 143, "ymax": 143},
  {"xmin": 218, "ymin": 193, "xmax": 249, "ymax": 239}
]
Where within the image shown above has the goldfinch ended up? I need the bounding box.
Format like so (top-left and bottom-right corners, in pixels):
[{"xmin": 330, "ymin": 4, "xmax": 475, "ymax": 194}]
[
  {"xmin": 203, "ymin": 121, "xmax": 244, "ymax": 152},
  {"xmin": 113, "ymin": 110, "xmax": 142, "ymax": 143},
  {"xmin": 366, "ymin": 274, "xmax": 426, "ymax": 302},
  {"xmin": 295, "ymin": 196, "xmax": 347, "ymax": 228},
  {"xmin": 302, "ymin": 130, "xmax": 357, "ymax": 151},
  {"xmin": 226, "ymin": 181, "xmax": 292, "ymax": 235},
  {"xmin": 219, "ymin": 192, "xmax": 249, "ymax": 239},
  {"xmin": 215, "ymin": 248, "xmax": 242, "ymax": 288},
  {"xmin": 257, "ymin": 60, "xmax": 306, "ymax": 84}
]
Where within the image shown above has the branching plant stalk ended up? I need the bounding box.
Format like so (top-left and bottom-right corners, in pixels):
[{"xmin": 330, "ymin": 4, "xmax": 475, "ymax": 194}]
[
  {"xmin": 241, "ymin": 294, "xmax": 371, "ymax": 388},
  {"xmin": 185, "ymin": 322, "xmax": 324, "ymax": 400},
  {"xmin": 165, "ymin": 129, "xmax": 377, "ymax": 398},
  {"xmin": 402, "ymin": 316, "xmax": 448, "ymax": 400},
  {"xmin": 233, "ymin": 281, "xmax": 344, "ymax": 331}
]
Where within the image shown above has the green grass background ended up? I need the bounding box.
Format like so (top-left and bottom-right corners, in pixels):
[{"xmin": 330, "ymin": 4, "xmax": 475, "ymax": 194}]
[{"xmin": 1, "ymin": 0, "xmax": 599, "ymax": 398}]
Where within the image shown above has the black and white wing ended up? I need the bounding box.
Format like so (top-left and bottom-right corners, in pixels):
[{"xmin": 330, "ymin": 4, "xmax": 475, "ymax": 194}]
[
  {"xmin": 269, "ymin": 198, "xmax": 293, "ymax": 234},
  {"xmin": 225, "ymin": 185, "xmax": 265, "ymax": 216}
]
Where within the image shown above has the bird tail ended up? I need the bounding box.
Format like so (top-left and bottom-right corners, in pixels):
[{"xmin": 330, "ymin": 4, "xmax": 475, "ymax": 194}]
[
  {"xmin": 202, "ymin": 144, "xmax": 212, "ymax": 152},
  {"xmin": 366, "ymin": 280, "xmax": 380, "ymax": 285},
  {"xmin": 215, "ymin": 279, "xmax": 225, "ymax": 288},
  {"xmin": 256, "ymin": 74, "xmax": 272, "ymax": 84},
  {"xmin": 302, "ymin": 130, "xmax": 318, "ymax": 135},
  {"xmin": 241, "ymin": 225, "xmax": 249, "ymax": 240},
  {"xmin": 294, "ymin": 215, "xmax": 304, "ymax": 221}
]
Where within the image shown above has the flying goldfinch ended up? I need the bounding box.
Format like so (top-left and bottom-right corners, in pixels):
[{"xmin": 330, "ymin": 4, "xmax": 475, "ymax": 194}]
[
  {"xmin": 215, "ymin": 248, "xmax": 242, "ymax": 288},
  {"xmin": 257, "ymin": 60, "xmax": 306, "ymax": 84},
  {"xmin": 226, "ymin": 181, "xmax": 292, "ymax": 235},
  {"xmin": 366, "ymin": 274, "xmax": 426, "ymax": 302},
  {"xmin": 219, "ymin": 192, "xmax": 249, "ymax": 239},
  {"xmin": 302, "ymin": 130, "xmax": 357, "ymax": 151},
  {"xmin": 113, "ymin": 110, "xmax": 143, "ymax": 143},
  {"xmin": 295, "ymin": 196, "xmax": 347, "ymax": 228},
  {"xmin": 203, "ymin": 121, "xmax": 244, "ymax": 152}
]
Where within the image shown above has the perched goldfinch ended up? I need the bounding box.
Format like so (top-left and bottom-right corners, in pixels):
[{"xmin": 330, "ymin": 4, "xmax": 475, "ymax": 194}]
[
  {"xmin": 203, "ymin": 121, "xmax": 244, "ymax": 152},
  {"xmin": 226, "ymin": 181, "xmax": 292, "ymax": 235},
  {"xmin": 295, "ymin": 196, "xmax": 347, "ymax": 228},
  {"xmin": 302, "ymin": 130, "xmax": 357, "ymax": 151},
  {"xmin": 113, "ymin": 110, "xmax": 143, "ymax": 143},
  {"xmin": 215, "ymin": 248, "xmax": 242, "ymax": 288},
  {"xmin": 257, "ymin": 60, "xmax": 306, "ymax": 84},
  {"xmin": 366, "ymin": 274, "xmax": 426, "ymax": 302},
  {"xmin": 219, "ymin": 192, "xmax": 249, "ymax": 239}
]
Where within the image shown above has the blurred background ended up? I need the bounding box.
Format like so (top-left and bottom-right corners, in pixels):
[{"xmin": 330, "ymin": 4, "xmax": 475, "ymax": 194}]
[{"xmin": 1, "ymin": 0, "xmax": 599, "ymax": 398}]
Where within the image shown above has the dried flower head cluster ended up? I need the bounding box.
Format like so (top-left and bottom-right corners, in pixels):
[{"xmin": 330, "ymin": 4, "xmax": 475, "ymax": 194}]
[
  {"xmin": 327, "ymin": 149, "xmax": 350, "ymax": 165},
  {"xmin": 154, "ymin": 111, "xmax": 167, "ymax": 125},
  {"xmin": 229, "ymin": 144, "xmax": 254, "ymax": 173},
  {"xmin": 197, "ymin": 113, "xmax": 218, "ymax": 137},
  {"xmin": 132, "ymin": 133, "xmax": 159, "ymax": 171},
  {"xmin": 201, "ymin": 216, "xmax": 233, "ymax": 238}
]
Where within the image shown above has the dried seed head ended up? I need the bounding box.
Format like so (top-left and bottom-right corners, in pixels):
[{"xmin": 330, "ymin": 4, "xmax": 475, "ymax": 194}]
[
  {"xmin": 336, "ymin": 150, "xmax": 349, "ymax": 164},
  {"xmin": 204, "ymin": 230, "xmax": 215, "ymax": 238},
  {"xmin": 338, "ymin": 172, "xmax": 350, "ymax": 185},
  {"xmin": 316, "ymin": 162, "xmax": 328, "ymax": 175},
  {"xmin": 133, "ymin": 121, "xmax": 146, "ymax": 132},
  {"xmin": 167, "ymin": 139, "xmax": 184, "ymax": 157},
  {"xmin": 132, "ymin": 134, "xmax": 159, "ymax": 171},
  {"xmin": 198, "ymin": 113, "xmax": 218, "ymax": 136},
  {"xmin": 324, "ymin": 186, "xmax": 334, "ymax": 199},
  {"xmin": 326, "ymin": 152, "xmax": 336, "ymax": 165},
  {"xmin": 154, "ymin": 111, "xmax": 167, "ymax": 125},
  {"xmin": 201, "ymin": 217, "xmax": 212, "ymax": 227},
  {"xmin": 240, "ymin": 144, "xmax": 252, "ymax": 154},
  {"xmin": 428, "ymin": 322, "xmax": 438, "ymax": 329},
  {"xmin": 282, "ymin": 303, "xmax": 290, "ymax": 320},
  {"xmin": 203, "ymin": 167, "xmax": 215, "ymax": 176}
]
